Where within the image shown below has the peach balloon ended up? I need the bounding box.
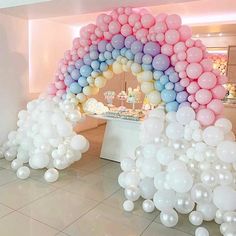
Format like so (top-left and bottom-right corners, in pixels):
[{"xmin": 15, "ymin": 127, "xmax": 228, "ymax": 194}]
[
  {"xmin": 195, "ymin": 89, "xmax": 212, "ymax": 105},
  {"xmin": 211, "ymin": 85, "xmax": 227, "ymax": 99},
  {"xmin": 197, "ymin": 108, "xmax": 215, "ymax": 126},
  {"xmin": 198, "ymin": 72, "xmax": 217, "ymax": 89},
  {"xmin": 207, "ymin": 99, "xmax": 224, "ymax": 115},
  {"xmin": 186, "ymin": 63, "xmax": 203, "ymax": 79}
]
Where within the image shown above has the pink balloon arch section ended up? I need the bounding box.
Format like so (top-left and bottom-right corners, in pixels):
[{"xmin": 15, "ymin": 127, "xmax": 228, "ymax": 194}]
[{"xmin": 48, "ymin": 7, "xmax": 227, "ymax": 126}]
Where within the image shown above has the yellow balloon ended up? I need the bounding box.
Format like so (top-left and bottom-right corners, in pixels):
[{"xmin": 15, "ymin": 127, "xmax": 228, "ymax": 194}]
[
  {"xmin": 76, "ymin": 93, "xmax": 87, "ymax": 103},
  {"xmin": 131, "ymin": 63, "xmax": 142, "ymax": 74},
  {"xmin": 95, "ymin": 76, "xmax": 106, "ymax": 88},
  {"xmin": 121, "ymin": 57, "xmax": 128, "ymax": 65},
  {"xmin": 113, "ymin": 61, "xmax": 123, "ymax": 74},
  {"xmin": 122, "ymin": 64, "xmax": 130, "ymax": 72},
  {"xmin": 83, "ymin": 86, "xmax": 93, "ymax": 96},
  {"xmin": 137, "ymin": 71, "xmax": 153, "ymax": 82},
  {"xmin": 103, "ymin": 70, "xmax": 113, "ymax": 80},
  {"xmin": 141, "ymin": 81, "xmax": 154, "ymax": 94},
  {"xmin": 147, "ymin": 91, "xmax": 161, "ymax": 105}
]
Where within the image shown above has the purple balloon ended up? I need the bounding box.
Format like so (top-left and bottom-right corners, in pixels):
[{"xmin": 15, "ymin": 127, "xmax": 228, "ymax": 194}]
[
  {"xmin": 142, "ymin": 54, "xmax": 153, "ymax": 64},
  {"xmin": 83, "ymin": 53, "xmax": 92, "ymax": 65},
  {"xmin": 111, "ymin": 34, "xmax": 125, "ymax": 50},
  {"xmin": 106, "ymin": 43, "xmax": 113, "ymax": 52},
  {"xmin": 70, "ymin": 69, "xmax": 80, "ymax": 80},
  {"xmin": 174, "ymin": 82, "xmax": 184, "ymax": 92},
  {"xmin": 169, "ymin": 72, "xmax": 180, "ymax": 83},
  {"xmin": 178, "ymin": 101, "xmax": 190, "ymax": 109},
  {"xmin": 143, "ymin": 42, "xmax": 161, "ymax": 56},
  {"xmin": 125, "ymin": 35, "xmax": 136, "ymax": 49},
  {"xmin": 67, "ymin": 65, "xmax": 75, "ymax": 73},
  {"xmin": 90, "ymin": 45, "xmax": 98, "ymax": 51},
  {"xmin": 152, "ymin": 54, "xmax": 170, "ymax": 71},
  {"xmin": 75, "ymin": 59, "xmax": 84, "ymax": 69},
  {"xmin": 134, "ymin": 52, "xmax": 144, "ymax": 64},
  {"xmin": 98, "ymin": 40, "xmax": 108, "ymax": 52},
  {"xmin": 165, "ymin": 67, "xmax": 175, "ymax": 75},
  {"xmin": 131, "ymin": 40, "xmax": 143, "ymax": 54},
  {"xmin": 64, "ymin": 75, "xmax": 74, "ymax": 86},
  {"xmin": 176, "ymin": 91, "xmax": 188, "ymax": 103},
  {"xmin": 90, "ymin": 50, "xmax": 99, "ymax": 60}
]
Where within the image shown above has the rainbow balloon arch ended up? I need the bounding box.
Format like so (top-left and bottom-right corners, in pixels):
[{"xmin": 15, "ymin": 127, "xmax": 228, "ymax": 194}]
[{"xmin": 2, "ymin": 7, "xmax": 236, "ymax": 236}]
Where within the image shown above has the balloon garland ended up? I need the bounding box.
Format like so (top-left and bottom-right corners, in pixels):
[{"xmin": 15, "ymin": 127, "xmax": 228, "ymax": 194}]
[{"xmin": 1, "ymin": 7, "xmax": 236, "ymax": 236}]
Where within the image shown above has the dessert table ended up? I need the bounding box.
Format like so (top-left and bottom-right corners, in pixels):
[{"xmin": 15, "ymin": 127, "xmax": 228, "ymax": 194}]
[{"xmin": 88, "ymin": 114, "xmax": 141, "ymax": 162}]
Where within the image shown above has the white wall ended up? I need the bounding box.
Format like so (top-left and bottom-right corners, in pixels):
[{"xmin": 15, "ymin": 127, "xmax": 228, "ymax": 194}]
[{"xmin": 0, "ymin": 13, "xmax": 29, "ymax": 144}]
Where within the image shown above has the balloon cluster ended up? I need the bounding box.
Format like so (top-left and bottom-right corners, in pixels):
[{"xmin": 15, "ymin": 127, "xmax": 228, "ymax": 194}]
[
  {"xmin": 119, "ymin": 106, "xmax": 236, "ymax": 236},
  {"xmin": 83, "ymin": 98, "xmax": 109, "ymax": 114},
  {"xmin": 48, "ymin": 7, "xmax": 227, "ymax": 126},
  {"xmin": 0, "ymin": 95, "xmax": 89, "ymax": 182}
]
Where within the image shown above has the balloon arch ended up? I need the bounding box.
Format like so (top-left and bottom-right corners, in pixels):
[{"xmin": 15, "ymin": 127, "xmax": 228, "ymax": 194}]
[{"xmin": 2, "ymin": 7, "xmax": 236, "ymax": 236}]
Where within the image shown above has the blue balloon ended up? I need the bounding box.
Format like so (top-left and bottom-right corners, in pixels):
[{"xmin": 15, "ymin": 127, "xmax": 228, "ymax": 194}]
[
  {"xmin": 142, "ymin": 64, "xmax": 153, "ymax": 71},
  {"xmin": 154, "ymin": 80, "xmax": 164, "ymax": 91},
  {"xmin": 142, "ymin": 54, "xmax": 152, "ymax": 64},
  {"xmin": 90, "ymin": 45, "xmax": 98, "ymax": 51},
  {"xmin": 90, "ymin": 50, "xmax": 99, "ymax": 60},
  {"xmin": 106, "ymin": 43, "xmax": 113, "ymax": 52},
  {"xmin": 125, "ymin": 35, "xmax": 136, "ymax": 49},
  {"xmin": 160, "ymin": 75, "xmax": 169, "ymax": 85},
  {"xmin": 125, "ymin": 49, "xmax": 134, "ymax": 60},
  {"xmin": 120, "ymin": 47, "xmax": 127, "ymax": 56},
  {"xmin": 165, "ymin": 82, "xmax": 174, "ymax": 90},
  {"xmin": 112, "ymin": 49, "xmax": 120, "ymax": 59},
  {"xmin": 165, "ymin": 67, "xmax": 175, "ymax": 75},
  {"xmin": 99, "ymin": 53, "xmax": 106, "ymax": 62},
  {"xmin": 83, "ymin": 53, "xmax": 92, "ymax": 65},
  {"xmin": 75, "ymin": 59, "xmax": 84, "ymax": 69},
  {"xmin": 80, "ymin": 65, "xmax": 92, "ymax": 77},
  {"xmin": 134, "ymin": 52, "xmax": 144, "ymax": 64},
  {"xmin": 104, "ymin": 51, "xmax": 112, "ymax": 60},
  {"xmin": 78, "ymin": 77, "xmax": 88, "ymax": 87},
  {"xmin": 67, "ymin": 65, "xmax": 75, "ymax": 73},
  {"xmin": 169, "ymin": 72, "xmax": 180, "ymax": 83},
  {"xmin": 166, "ymin": 101, "xmax": 179, "ymax": 112},
  {"xmin": 98, "ymin": 40, "xmax": 108, "ymax": 53},
  {"xmin": 161, "ymin": 89, "xmax": 176, "ymax": 103},
  {"xmin": 64, "ymin": 75, "xmax": 74, "ymax": 86},
  {"xmin": 106, "ymin": 59, "xmax": 115, "ymax": 65},
  {"xmin": 70, "ymin": 69, "xmax": 80, "ymax": 80},
  {"xmin": 62, "ymin": 93, "xmax": 67, "ymax": 100},
  {"xmin": 70, "ymin": 82, "xmax": 82, "ymax": 94},
  {"xmin": 153, "ymin": 71, "xmax": 164, "ymax": 80},
  {"xmin": 91, "ymin": 60, "xmax": 100, "ymax": 70},
  {"xmin": 100, "ymin": 62, "xmax": 108, "ymax": 72},
  {"xmin": 176, "ymin": 91, "xmax": 188, "ymax": 103}
]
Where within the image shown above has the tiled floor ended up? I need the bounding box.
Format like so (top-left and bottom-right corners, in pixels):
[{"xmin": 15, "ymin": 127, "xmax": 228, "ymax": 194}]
[{"xmin": 0, "ymin": 125, "xmax": 221, "ymax": 236}]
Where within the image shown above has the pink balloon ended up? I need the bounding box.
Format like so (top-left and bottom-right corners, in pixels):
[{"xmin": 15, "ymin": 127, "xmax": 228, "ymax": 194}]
[
  {"xmin": 180, "ymin": 78, "xmax": 190, "ymax": 87},
  {"xmin": 170, "ymin": 54, "xmax": 178, "ymax": 65},
  {"xmin": 156, "ymin": 33, "xmax": 165, "ymax": 42},
  {"xmin": 156, "ymin": 13, "xmax": 168, "ymax": 22},
  {"xmin": 136, "ymin": 28, "xmax": 149, "ymax": 40},
  {"xmin": 118, "ymin": 14, "xmax": 128, "ymax": 25},
  {"xmin": 161, "ymin": 44, "xmax": 173, "ymax": 56},
  {"xmin": 55, "ymin": 81, "xmax": 66, "ymax": 90},
  {"xmin": 95, "ymin": 27, "xmax": 103, "ymax": 38},
  {"xmin": 165, "ymin": 14, "xmax": 182, "ymax": 29},
  {"xmin": 178, "ymin": 25, "xmax": 192, "ymax": 41},
  {"xmin": 77, "ymin": 47, "xmax": 86, "ymax": 58},
  {"xmin": 125, "ymin": 7, "xmax": 133, "ymax": 15},
  {"xmin": 104, "ymin": 31, "xmax": 112, "ymax": 40},
  {"xmin": 217, "ymin": 75, "xmax": 228, "ymax": 85},
  {"xmin": 133, "ymin": 22, "xmax": 142, "ymax": 31},
  {"xmin": 111, "ymin": 10, "xmax": 119, "ymax": 20},
  {"xmin": 175, "ymin": 61, "xmax": 188, "ymax": 72},
  {"xmin": 191, "ymin": 101, "xmax": 199, "ymax": 109},
  {"xmin": 186, "ymin": 63, "xmax": 203, "ymax": 79},
  {"xmin": 185, "ymin": 39, "xmax": 194, "ymax": 48},
  {"xmin": 109, "ymin": 21, "xmax": 121, "ymax": 34},
  {"xmin": 177, "ymin": 51, "xmax": 187, "ymax": 61},
  {"xmin": 153, "ymin": 22, "xmax": 167, "ymax": 33},
  {"xmin": 187, "ymin": 47, "xmax": 203, "ymax": 63},
  {"xmin": 207, "ymin": 99, "xmax": 224, "ymax": 115},
  {"xmin": 73, "ymin": 38, "xmax": 80, "ymax": 49},
  {"xmin": 165, "ymin": 29, "xmax": 180, "ymax": 45},
  {"xmin": 211, "ymin": 85, "xmax": 227, "ymax": 99},
  {"xmin": 200, "ymin": 58, "xmax": 213, "ymax": 72},
  {"xmin": 198, "ymin": 72, "xmax": 217, "ymax": 89},
  {"xmin": 188, "ymin": 94, "xmax": 195, "ymax": 102},
  {"xmin": 56, "ymin": 89, "xmax": 66, "ymax": 97},
  {"xmin": 128, "ymin": 13, "xmax": 141, "ymax": 26},
  {"xmin": 121, "ymin": 24, "xmax": 132, "ymax": 36},
  {"xmin": 117, "ymin": 7, "xmax": 125, "ymax": 14},
  {"xmin": 103, "ymin": 15, "xmax": 112, "ymax": 24},
  {"xmin": 195, "ymin": 89, "xmax": 212, "ymax": 105},
  {"xmin": 212, "ymin": 69, "xmax": 221, "ymax": 76},
  {"xmin": 141, "ymin": 14, "xmax": 155, "ymax": 28},
  {"xmin": 179, "ymin": 71, "xmax": 187, "ymax": 79},
  {"xmin": 60, "ymin": 65, "xmax": 67, "ymax": 74},
  {"xmin": 47, "ymin": 83, "xmax": 57, "ymax": 95},
  {"xmin": 174, "ymin": 42, "xmax": 187, "ymax": 53},
  {"xmin": 187, "ymin": 81, "xmax": 200, "ymax": 94},
  {"xmin": 197, "ymin": 108, "xmax": 215, "ymax": 126}
]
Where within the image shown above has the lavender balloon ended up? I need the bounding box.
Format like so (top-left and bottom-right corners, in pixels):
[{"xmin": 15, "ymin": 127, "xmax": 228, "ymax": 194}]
[
  {"xmin": 111, "ymin": 34, "xmax": 125, "ymax": 50},
  {"xmin": 125, "ymin": 35, "xmax": 136, "ymax": 49},
  {"xmin": 75, "ymin": 59, "xmax": 84, "ymax": 69},
  {"xmin": 98, "ymin": 40, "xmax": 108, "ymax": 52},
  {"xmin": 143, "ymin": 42, "xmax": 161, "ymax": 56},
  {"xmin": 131, "ymin": 41, "xmax": 143, "ymax": 54},
  {"xmin": 134, "ymin": 52, "xmax": 144, "ymax": 64},
  {"xmin": 152, "ymin": 54, "xmax": 170, "ymax": 71},
  {"xmin": 176, "ymin": 91, "xmax": 188, "ymax": 103}
]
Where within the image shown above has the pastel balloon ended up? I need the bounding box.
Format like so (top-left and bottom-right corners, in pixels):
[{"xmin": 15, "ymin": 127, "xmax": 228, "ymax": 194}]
[
  {"xmin": 111, "ymin": 34, "xmax": 125, "ymax": 49},
  {"xmin": 200, "ymin": 59, "xmax": 213, "ymax": 72},
  {"xmin": 211, "ymin": 85, "xmax": 227, "ymax": 99},
  {"xmin": 152, "ymin": 54, "xmax": 170, "ymax": 71},
  {"xmin": 198, "ymin": 72, "xmax": 217, "ymax": 89},
  {"xmin": 186, "ymin": 63, "xmax": 203, "ymax": 79},
  {"xmin": 161, "ymin": 89, "xmax": 176, "ymax": 103},
  {"xmin": 147, "ymin": 91, "xmax": 161, "ymax": 105},
  {"xmin": 207, "ymin": 99, "xmax": 224, "ymax": 115},
  {"xmin": 216, "ymin": 141, "xmax": 236, "ymax": 163},
  {"xmin": 176, "ymin": 91, "xmax": 188, "ymax": 103},
  {"xmin": 141, "ymin": 14, "xmax": 155, "ymax": 28},
  {"xmin": 108, "ymin": 21, "xmax": 121, "ymax": 34},
  {"xmin": 197, "ymin": 108, "xmax": 215, "ymax": 126},
  {"xmin": 121, "ymin": 24, "xmax": 132, "ymax": 36},
  {"xmin": 70, "ymin": 82, "xmax": 82, "ymax": 94},
  {"xmin": 161, "ymin": 44, "xmax": 173, "ymax": 56},
  {"xmin": 174, "ymin": 42, "xmax": 187, "ymax": 53},
  {"xmin": 186, "ymin": 47, "xmax": 203, "ymax": 63},
  {"xmin": 175, "ymin": 61, "xmax": 188, "ymax": 73},
  {"xmin": 141, "ymin": 81, "xmax": 154, "ymax": 94},
  {"xmin": 128, "ymin": 13, "xmax": 141, "ymax": 26},
  {"xmin": 143, "ymin": 42, "xmax": 161, "ymax": 56},
  {"xmin": 195, "ymin": 89, "xmax": 212, "ymax": 105},
  {"xmin": 124, "ymin": 35, "xmax": 136, "ymax": 48},
  {"xmin": 131, "ymin": 40, "xmax": 144, "ymax": 54},
  {"xmin": 165, "ymin": 30, "xmax": 180, "ymax": 45},
  {"xmin": 80, "ymin": 65, "xmax": 92, "ymax": 77},
  {"xmin": 187, "ymin": 82, "xmax": 200, "ymax": 94},
  {"xmin": 165, "ymin": 14, "xmax": 182, "ymax": 29}
]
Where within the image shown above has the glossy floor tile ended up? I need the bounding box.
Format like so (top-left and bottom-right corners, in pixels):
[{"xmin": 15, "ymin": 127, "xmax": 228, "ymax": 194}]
[{"xmin": 0, "ymin": 168, "xmax": 17, "ymax": 186}]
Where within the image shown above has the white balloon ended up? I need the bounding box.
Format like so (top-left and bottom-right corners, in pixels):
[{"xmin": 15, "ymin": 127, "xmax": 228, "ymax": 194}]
[
  {"xmin": 125, "ymin": 171, "xmax": 140, "ymax": 187},
  {"xmin": 70, "ymin": 135, "xmax": 88, "ymax": 152},
  {"xmin": 141, "ymin": 157, "xmax": 161, "ymax": 178},
  {"xmin": 153, "ymin": 189, "xmax": 176, "ymax": 211},
  {"xmin": 142, "ymin": 200, "xmax": 155, "ymax": 213},
  {"xmin": 156, "ymin": 147, "xmax": 175, "ymax": 165},
  {"xmin": 125, "ymin": 186, "xmax": 140, "ymax": 201},
  {"xmin": 17, "ymin": 166, "xmax": 30, "ymax": 179},
  {"xmin": 189, "ymin": 211, "xmax": 203, "ymax": 226},
  {"xmin": 195, "ymin": 227, "xmax": 209, "ymax": 236},
  {"xmin": 11, "ymin": 159, "xmax": 23, "ymax": 171},
  {"xmin": 176, "ymin": 106, "xmax": 195, "ymax": 125},
  {"xmin": 215, "ymin": 118, "xmax": 232, "ymax": 134},
  {"xmin": 123, "ymin": 200, "xmax": 134, "ymax": 212},
  {"xmin": 175, "ymin": 193, "xmax": 195, "ymax": 214},
  {"xmin": 29, "ymin": 153, "xmax": 50, "ymax": 169},
  {"xmin": 197, "ymin": 203, "xmax": 217, "ymax": 221},
  {"xmin": 166, "ymin": 122, "xmax": 184, "ymax": 140},
  {"xmin": 217, "ymin": 141, "xmax": 236, "ymax": 163},
  {"xmin": 139, "ymin": 177, "xmax": 156, "ymax": 199},
  {"xmin": 44, "ymin": 168, "xmax": 59, "ymax": 183},
  {"xmin": 160, "ymin": 209, "xmax": 178, "ymax": 227},
  {"xmin": 202, "ymin": 126, "xmax": 224, "ymax": 146}
]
